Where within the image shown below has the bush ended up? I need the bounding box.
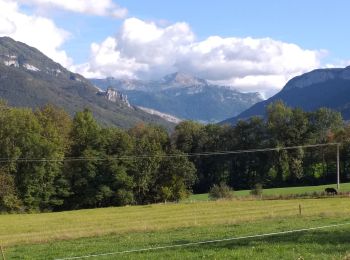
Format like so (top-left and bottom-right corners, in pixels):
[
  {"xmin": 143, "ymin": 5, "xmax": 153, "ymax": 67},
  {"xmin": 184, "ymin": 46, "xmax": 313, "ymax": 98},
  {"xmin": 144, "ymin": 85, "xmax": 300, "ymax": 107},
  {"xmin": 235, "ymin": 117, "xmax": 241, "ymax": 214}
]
[
  {"xmin": 250, "ymin": 183, "xmax": 263, "ymax": 196},
  {"xmin": 115, "ymin": 189, "xmax": 134, "ymax": 206},
  {"xmin": 209, "ymin": 182, "xmax": 233, "ymax": 200}
]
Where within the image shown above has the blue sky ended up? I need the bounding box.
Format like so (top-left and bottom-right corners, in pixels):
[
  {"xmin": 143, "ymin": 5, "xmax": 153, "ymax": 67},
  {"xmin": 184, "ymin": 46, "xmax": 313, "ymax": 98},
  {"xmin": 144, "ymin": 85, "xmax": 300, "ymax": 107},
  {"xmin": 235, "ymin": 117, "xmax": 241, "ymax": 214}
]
[
  {"xmin": 1, "ymin": 0, "xmax": 349, "ymax": 96},
  {"xmin": 56, "ymin": 0, "xmax": 350, "ymax": 64}
]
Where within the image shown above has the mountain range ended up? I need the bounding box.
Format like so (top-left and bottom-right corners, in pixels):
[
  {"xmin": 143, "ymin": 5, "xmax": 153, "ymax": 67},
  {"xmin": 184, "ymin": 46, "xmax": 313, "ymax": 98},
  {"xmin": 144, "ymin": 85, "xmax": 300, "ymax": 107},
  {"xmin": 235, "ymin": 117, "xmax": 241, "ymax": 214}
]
[
  {"xmin": 91, "ymin": 73, "xmax": 262, "ymax": 123},
  {"xmin": 221, "ymin": 66, "xmax": 350, "ymax": 124},
  {"xmin": 0, "ymin": 37, "xmax": 174, "ymax": 129},
  {"xmin": 3, "ymin": 36, "xmax": 350, "ymax": 129}
]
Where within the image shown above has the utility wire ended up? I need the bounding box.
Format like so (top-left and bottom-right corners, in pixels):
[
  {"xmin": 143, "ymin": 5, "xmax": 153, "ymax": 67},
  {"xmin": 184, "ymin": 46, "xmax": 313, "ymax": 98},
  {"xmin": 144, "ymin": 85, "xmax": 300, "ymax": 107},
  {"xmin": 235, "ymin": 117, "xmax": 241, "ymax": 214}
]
[
  {"xmin": 0, "ymin": 143, "xmax": 340, "ymax": 163},
  {"xmin": 54, "ymin": 221, "xmax": 350, "ymax": 260}
]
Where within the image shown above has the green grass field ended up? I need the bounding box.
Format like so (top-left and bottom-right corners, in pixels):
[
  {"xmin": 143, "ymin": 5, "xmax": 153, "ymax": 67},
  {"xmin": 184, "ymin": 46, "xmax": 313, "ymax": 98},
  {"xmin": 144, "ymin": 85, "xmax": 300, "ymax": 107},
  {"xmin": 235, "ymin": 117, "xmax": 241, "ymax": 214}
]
[
  {"xmin": 5, "ymin": 214, "xmax": 350, "ymax": 260},
  {"xmin": 2, "ymin": 194, "xmax": 350, "ymax": 259},
  {"xmin": 187, "ymin": 182, "xmax": 350, "ymax": 201}
]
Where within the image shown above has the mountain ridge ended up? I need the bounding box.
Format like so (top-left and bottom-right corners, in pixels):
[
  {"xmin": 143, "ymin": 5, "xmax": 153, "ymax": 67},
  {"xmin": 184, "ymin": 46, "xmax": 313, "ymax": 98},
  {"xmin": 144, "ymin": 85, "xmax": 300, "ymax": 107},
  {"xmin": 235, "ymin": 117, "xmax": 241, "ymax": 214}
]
[
  {"xmin": 0, "ymin": 36, "xmax": 174, "ymax": 129},
  {"xmin": 91, "ymin": 73, "xmax": 262, "ymax": 123},
  {"xmin": 221, "ymin": 66, "xmax": 350, "ymax": 124}
]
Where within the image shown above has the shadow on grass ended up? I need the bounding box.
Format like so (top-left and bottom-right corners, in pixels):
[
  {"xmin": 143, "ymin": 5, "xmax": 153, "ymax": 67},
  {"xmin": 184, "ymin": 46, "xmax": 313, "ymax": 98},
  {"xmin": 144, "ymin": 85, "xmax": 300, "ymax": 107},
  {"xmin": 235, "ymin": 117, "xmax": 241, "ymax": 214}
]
[{"xmin": 194, "ymin": 229, "xmax": 350, "ymax": 255}]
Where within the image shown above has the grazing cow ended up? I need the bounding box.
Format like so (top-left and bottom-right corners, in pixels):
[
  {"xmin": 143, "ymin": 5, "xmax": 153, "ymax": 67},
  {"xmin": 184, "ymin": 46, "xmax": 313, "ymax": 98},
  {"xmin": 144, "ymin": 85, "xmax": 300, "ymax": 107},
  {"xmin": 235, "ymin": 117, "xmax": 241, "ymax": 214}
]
[{"xmin": 325, "ymin": 187, "xmax": 338, "ymax": 195}]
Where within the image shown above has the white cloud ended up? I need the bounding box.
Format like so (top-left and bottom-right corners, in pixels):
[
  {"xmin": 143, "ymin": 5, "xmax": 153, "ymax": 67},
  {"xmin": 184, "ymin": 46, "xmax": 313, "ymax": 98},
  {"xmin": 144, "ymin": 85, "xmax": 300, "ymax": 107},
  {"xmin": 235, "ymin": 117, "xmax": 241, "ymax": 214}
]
[
  {"xmin": 18, "ymin": 0, "xmax": 127, "ymax": 18},
  {"xmin": 325, "ymin": 59, "xmax": 350, "ymax": 69},
  {"xmin": 72, "ymin": 36, "xmax": 148, "ymax": 79},
  {"xmin": 77, "ymin": 18, "xmax": 322, "ymax": 97},
  {"xmin": 0, "ymin": 0, "xmax": 71, "ymax": 67}
]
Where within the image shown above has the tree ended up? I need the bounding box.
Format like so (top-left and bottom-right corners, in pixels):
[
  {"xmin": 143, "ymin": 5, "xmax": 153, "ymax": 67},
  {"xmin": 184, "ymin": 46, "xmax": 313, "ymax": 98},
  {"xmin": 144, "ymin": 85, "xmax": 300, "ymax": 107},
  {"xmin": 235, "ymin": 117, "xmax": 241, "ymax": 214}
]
[
  {"xmin": 0, "ymin": 170, "xmax": 21, "ymax": 212},
  {"xmin": 267, "ymin": 100, "xmax": 293, "ymax": 146},
  {"xmin": 0, "ymin": 104, "xmax": 70, "ymax": 211},
  {"xmin": 189, "ymin": 124, "xmax": 228, "ymax": 193},
  {"xmin": 228, "ymin": 117, "xmax": 269, "ymax": 190},
  {"xmin": 172, "ymin": 121, "xmax": 205, "ymax": 153},
  {"xmin": 173, "ymin": 122, "xmax": 226, "ymax": 193},
  {"xmin": 267, "ymin": 101, "xmax": 310, "ymax": 185},
  {"xmin": 65, "ymin": 109, "xmax": 102, "ymax": 209},
  {"xmin": 129, "ymin": 124, "xmax": 169, "ymax": 204},
  {"xmin": 309, "ymin": 108, "xmax": 343, "ymax": 143},
  {"xmin": 308, "ymin": 108, "xmax": 344, "ymax": 184},
  {"xmin": 335, "ymin": 123, "xmax": 350, "ymax": 182},
  {"xmin": 98, "ymin": 127, "xmax": 135, "ymax": 206},
  {"xmin": 35, "ymin": 105, "xmax": 72, "ymax": 209},
  {"xmin": 154, "ymin": 148, "xmax": 196, "ymax": 202}
]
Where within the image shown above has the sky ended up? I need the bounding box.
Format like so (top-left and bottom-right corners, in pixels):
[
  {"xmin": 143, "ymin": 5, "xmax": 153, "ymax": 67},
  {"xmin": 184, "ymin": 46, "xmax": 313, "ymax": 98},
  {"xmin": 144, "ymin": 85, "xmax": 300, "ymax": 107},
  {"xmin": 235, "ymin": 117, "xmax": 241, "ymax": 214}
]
[{"xmin": 0, "ymin": 0, "xmax": 350, "ymax": 98}]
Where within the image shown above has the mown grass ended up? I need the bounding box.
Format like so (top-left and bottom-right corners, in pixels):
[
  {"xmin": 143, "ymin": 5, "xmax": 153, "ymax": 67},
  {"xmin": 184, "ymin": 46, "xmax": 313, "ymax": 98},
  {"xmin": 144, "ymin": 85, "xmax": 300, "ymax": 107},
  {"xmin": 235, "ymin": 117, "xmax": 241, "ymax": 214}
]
[
  {"xmin": 187, "ymin": 182, "xmax": 350, "ymax": 201},
  {"xmin": 2, "ymin": 197, "xmax": 350, "ymax": 259},
  {"xmin": 5, "ymin": 212, "xmax": 350, "ymax": 259}
]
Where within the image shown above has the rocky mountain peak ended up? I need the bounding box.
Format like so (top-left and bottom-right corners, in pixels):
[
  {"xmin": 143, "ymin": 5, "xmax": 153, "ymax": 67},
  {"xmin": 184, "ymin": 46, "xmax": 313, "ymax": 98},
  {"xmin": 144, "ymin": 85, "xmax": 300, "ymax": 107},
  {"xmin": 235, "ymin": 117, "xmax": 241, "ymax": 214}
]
[
  {"xmin": 98, "ymin": 87, "xmax": 131, "ymax": 107},
  {"xmin": 162, "ymin": 72, "xmax": 208, "ymax": 87},
  {"xmin": 91, "ymin": 72, "xmax": 263, "ymax": 122},
  {"xmin": 0, "ymin": 36, "xmax": 89, "ymax": 84},
  {"xmin": 283, "ymin": 66, "xmax": 350, "ymax": 91}
]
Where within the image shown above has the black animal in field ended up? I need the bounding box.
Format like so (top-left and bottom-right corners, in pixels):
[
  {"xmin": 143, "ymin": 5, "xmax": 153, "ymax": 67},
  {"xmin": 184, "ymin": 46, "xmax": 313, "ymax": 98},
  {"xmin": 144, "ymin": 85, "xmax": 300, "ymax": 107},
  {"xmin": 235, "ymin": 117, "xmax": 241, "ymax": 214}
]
[{"xmin": 325, "ymin": 187, "xmax": 338, "ymax": 195}]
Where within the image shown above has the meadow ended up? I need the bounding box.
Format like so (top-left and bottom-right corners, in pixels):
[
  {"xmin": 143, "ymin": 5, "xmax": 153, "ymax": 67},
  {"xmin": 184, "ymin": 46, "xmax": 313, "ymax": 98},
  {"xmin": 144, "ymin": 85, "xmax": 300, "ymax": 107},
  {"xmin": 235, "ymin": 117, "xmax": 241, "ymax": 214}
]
[
  {"xmin": 187, "ymin": 182, "xmax": 350, "ymax": 201},
  {"xmin": 1, "ymin": 193, "xmax": 350, "ymax": 259}
]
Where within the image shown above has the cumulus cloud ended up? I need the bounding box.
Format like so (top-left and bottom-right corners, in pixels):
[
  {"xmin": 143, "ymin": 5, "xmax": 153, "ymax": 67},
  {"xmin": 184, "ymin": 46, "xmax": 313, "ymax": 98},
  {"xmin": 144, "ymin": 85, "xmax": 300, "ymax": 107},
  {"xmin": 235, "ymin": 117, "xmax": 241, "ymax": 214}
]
[
  {"xmin": 18, "ymin": 0, "xmax": 128, "ymax": 18},
  {"xmin": 76, "ymin": 18, "xmax": 195, "ymax": 79},
  {"xmin": 0, "ymin": 0, "xmax": 71, "ymax": 67},
  {"xmin": 72, "ymin": 36, "xmax": 148, "ymax": 79},
  {"xmin": 77, "ymin": 18, "xmax": 322, "ymax": 97}
]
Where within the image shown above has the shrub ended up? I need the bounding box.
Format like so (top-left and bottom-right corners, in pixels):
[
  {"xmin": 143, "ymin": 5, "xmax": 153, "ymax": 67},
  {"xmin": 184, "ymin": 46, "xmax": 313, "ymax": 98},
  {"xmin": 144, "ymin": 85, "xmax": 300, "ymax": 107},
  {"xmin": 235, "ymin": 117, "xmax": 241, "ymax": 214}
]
[
  {"xmin": 250, "ymin": 183, "xmax": 263, "ymax": 196},
  {"xmin": 115, "ymin": 189, "xmax": 134, "ymax": 206},
  {"xmin": 209, "ymin": 182, "xmax": 233, "ymax": 200}
]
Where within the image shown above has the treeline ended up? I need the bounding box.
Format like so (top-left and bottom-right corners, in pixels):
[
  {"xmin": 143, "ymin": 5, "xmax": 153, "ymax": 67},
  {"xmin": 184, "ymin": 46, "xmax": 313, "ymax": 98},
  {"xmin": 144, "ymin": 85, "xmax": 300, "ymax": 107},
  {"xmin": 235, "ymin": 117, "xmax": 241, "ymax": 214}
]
[
  {"xmin": 177, "ymin": 101, "xmax": 349, "ymax": 193},
  {"xmin": 0, "ymin": 101, "xmax": 196, "ymax": 212},
  {"xmin": 1, "ymin": 100, "xmax": 350, "ymax": 212}
]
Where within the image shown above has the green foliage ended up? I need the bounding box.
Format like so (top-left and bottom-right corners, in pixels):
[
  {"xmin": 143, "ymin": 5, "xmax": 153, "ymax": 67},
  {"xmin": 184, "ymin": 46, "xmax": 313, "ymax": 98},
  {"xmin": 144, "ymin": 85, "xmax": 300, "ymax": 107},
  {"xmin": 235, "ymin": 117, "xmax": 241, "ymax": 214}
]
[
  {"xmin": 66, "ymin": 110, "xmax": 108, "ymax": 208},
  {"xmin": 172, "ymin": 121, "xmax": 205, "ymax": 153},
  {"xmin": 0, "ymin": 104, "xmax": 70, "ymax": 211},
  {"xmin": 310, "ymin": 107, "xmax": 343, "ymax": 142},
  {"xmin": 0, "ymin": 170, "xmax": 21, "ymax": 212},
  {"xmin": 128, "ymin": 124, "xmax": 168, "ymax": 204},
  {"xmin": 1, "ymin": 100, "xmax": 350, "ymax": 213},
  {"xmin": 209, "ymin": 182, "xmax": 233, "ymax": 200},
  {"xmin": 250, "ymin": 183, "xmax": 263, "ymax": 196},
  {"xmin": 154, "ymin": 149, "xmax": 196, "ymax": 202}
]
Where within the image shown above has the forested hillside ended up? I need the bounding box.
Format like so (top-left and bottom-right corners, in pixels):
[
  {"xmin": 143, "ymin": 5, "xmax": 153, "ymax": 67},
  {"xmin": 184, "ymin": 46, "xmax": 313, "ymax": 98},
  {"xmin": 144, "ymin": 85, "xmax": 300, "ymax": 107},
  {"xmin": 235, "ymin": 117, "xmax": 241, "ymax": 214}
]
[
  {"xmin": 1, "ymin": 101, "xmax": 350, "ymax": 212},
  {"xmin": 0, "ymin": 37, "xmax": 174, "ymax": 129}
]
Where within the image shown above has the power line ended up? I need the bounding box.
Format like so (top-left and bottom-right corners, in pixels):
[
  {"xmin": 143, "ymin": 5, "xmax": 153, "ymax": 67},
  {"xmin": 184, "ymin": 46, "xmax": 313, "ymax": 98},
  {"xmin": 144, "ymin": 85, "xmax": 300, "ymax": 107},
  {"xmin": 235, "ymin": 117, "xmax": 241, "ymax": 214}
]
[
  {"xmin": 0, "ymin": 142, "xmax": 340, "ymax": 163},
  {"xmin": 54, "ymin": 221, "xmax": 350, "ymax": 260}
]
